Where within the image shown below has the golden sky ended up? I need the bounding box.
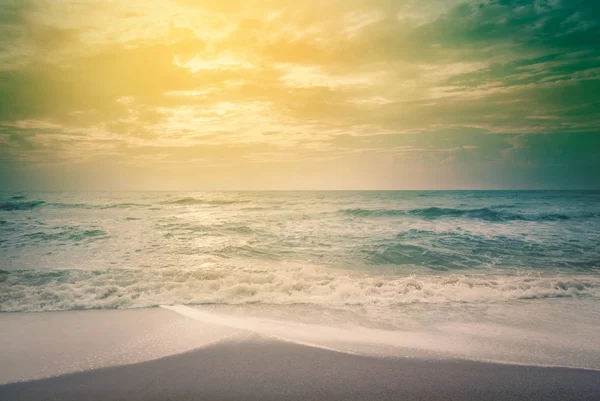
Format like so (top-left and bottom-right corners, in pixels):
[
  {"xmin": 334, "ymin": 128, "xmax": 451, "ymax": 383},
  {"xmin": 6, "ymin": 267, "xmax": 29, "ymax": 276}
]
[{"xmin": 1, "ymin": 0, "xmax": 599, "ymax": 189}]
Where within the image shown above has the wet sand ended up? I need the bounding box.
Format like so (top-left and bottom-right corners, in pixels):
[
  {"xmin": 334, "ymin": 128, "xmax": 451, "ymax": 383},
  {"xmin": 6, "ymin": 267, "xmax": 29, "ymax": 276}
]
[{"xmin": 1, "ymin": 337, "xmax": 599, "ymax": 401}]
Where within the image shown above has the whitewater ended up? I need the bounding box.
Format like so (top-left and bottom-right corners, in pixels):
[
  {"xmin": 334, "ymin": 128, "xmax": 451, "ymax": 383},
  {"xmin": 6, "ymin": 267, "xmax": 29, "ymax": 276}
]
[
  {"xmin": 1, "ymin": 190, "xmax": 600, "ymax": 373},
  {"xmin": 2, "ymin": 190, "xmax": 600, "ymax": 311}
]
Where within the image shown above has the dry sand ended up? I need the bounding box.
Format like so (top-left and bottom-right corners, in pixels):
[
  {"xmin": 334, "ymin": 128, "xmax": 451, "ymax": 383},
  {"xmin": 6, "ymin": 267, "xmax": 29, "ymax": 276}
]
[{"xmin": 1, "ymin": 336, "xmax": 599, "ymax": 401}]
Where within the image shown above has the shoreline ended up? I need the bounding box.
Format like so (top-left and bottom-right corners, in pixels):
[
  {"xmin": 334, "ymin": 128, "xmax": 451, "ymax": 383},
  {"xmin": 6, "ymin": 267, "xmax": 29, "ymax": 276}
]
[
  {"xmin": 2, "ymin": 303, "xmax": 600, "ymax": 385},
  {"xmin": 2, "ymin": 337, "xmax": 599, "ymax": 401}
]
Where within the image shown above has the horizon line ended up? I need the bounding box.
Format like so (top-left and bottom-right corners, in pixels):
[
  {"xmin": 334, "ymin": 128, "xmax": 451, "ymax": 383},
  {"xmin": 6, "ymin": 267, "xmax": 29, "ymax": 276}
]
[{"xmin": 2, "ymin": 188, "xmax": 600, "ymax": 192}]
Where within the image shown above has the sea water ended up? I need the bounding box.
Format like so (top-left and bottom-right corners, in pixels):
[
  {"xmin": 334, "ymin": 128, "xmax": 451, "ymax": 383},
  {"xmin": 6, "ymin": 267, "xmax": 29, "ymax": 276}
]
[{"xmin": 1, "ymin": 191, "xmax": 600, "ymax": 369}]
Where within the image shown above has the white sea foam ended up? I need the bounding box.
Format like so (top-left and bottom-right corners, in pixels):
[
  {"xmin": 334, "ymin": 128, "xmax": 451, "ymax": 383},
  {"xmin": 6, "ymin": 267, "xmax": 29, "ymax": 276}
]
[
  {"xmin": 1, "ymin": 264, "xmax": 599, "ymax": 312},
  {"xmin": 2, "ymin": 191, "xmax": 600, "ymax": 376}
]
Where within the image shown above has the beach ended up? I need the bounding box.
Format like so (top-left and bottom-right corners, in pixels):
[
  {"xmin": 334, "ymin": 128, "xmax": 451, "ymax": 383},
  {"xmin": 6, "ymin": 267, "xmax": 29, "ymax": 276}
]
[
  {"xmin": 2, "ymin": 191, "xmax": 600, "ymax": 399},
  {"xmin": 2, "ymin": 0, "xmax": 600, "ymax": 396},
  {"xmin": 1, "ymin": 306, "xmax": 599, "ymax": 401},
  {"xmin": 2, "ymin": 333, "xmax": 599, "ymax": 401}
]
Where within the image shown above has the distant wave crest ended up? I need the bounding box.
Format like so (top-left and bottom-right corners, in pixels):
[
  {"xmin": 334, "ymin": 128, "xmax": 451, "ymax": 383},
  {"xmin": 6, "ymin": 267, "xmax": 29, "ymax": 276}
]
[
  {"xmin": 50, "ymin": 202, "xmax": 148, "ymax": 209},
  {"xmin": 0, "ymin": 200, "xmax": 46, "ymax": 211},
  {"xmin": 161, "ymin": 197, "xmax": 247, "ymax": 206},
  {"xmin": 342, "ymin": 207, "xmax": 596, "ymax": 222},
  {"xmin": 24, "ymin": 228, "xmax": 108, "ymax": 243},
  {"xmin": 0, "ymin": 199, "xmax": 153, "ymax": 211}
]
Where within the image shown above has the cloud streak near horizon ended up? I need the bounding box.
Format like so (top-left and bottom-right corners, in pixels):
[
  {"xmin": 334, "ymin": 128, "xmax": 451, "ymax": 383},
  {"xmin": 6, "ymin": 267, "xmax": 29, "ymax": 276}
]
[{"xmin": 0, "ymin": 0, "xmax": 599, "ymax": 189}]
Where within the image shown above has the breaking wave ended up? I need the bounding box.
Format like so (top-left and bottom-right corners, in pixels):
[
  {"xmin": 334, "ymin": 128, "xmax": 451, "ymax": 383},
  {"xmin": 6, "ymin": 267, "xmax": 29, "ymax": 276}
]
[
  {"xmin": 0, "ymin": 198, "xmax": 245, "ymax": 210},
  {"xmin": 0, "ymin": 200, "xmax": 150, "ymax": 210},
  {"xmin": 49, "ymin": 202, "xmax": 149, "ymax": 209},
  {"xmin": 342, "ymin": 207, "xmax": 597, "ymax": 222},
  {"xmin": 160, "ymin": 222, "xmax": 255, "ymax": 237},
  {"xmin": 0, "ymin": 200, "xmax": 46, "ymax": 211},
  {"xmin": 161, "ymin": 197, "xmax": 247, "ymax": 206},
  {"xmin": 359, "ymin": 229, "xmax": 600, "ymax": 271},
  {"xmin": 1, "ymin": 266, "xmax": 599, "ymax": 312},
  {"xmin": 23, "ymin": 228, "xmax": 108, "ymax": 243}
]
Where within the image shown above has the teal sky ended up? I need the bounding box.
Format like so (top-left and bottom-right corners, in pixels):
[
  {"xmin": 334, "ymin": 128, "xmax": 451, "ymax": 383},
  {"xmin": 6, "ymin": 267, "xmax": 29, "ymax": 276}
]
[{"xmin": 0, "ymin": 0, "xmax": 599, "ymax": 190}]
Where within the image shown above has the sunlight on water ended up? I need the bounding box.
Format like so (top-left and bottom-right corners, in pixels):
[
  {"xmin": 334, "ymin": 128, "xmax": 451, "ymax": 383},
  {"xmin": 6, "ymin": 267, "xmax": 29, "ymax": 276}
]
[{"xmin": 1, "ymin": 190, "xmax": 600, "ymax": 373}]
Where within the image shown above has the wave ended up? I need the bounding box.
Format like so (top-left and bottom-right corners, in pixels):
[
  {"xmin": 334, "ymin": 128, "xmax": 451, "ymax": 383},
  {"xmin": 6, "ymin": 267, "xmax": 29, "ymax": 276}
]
[
  {"xmin": 0, "ymin": 200, "xmax": 46, "ymax": 211},
  {"xmin": 49, "ymin": 202, "xmax": 148, "ymax": 209},
  {"xmin": 160, "ymin": 222, "xmax": 255, "ymax": 237},
  {"xmin": 161, "ymin": 197, "xmax": 247, "ymax": 206},
  {"xmin": 342, "ymin": 207, "xmax": 596, "ymax": 222},
  {"xmin": 0, "ymin": 200, "xmax": 152, "ymax": 211},
  {"xmin": 23, "ymin": 228, "xmax": 108, "ymax": 243},
  {"xmin": 1, "ymin": 266, "xmax": 599, "ymax": 312},
  {"xmin": 365, "ymin": 243, "xmax": 473, "ymax": 270},
  {"xmin": 361, "ymin": 229, "xmax": 600, "ymax": 271},
  {"xmin": 343, "ymin": 209, "xmax": 407, "ymax": 218}
]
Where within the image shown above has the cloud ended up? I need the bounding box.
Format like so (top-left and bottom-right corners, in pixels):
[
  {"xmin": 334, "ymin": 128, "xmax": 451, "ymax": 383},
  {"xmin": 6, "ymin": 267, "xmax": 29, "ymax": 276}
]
[{"xmin": 0, "ymin": 0, "xmax": 599, "ymax": 189}]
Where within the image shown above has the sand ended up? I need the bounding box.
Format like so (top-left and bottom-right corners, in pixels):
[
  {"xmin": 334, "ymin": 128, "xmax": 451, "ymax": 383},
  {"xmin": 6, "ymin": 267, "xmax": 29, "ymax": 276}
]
[{"xmin": 1, "ymin": 336, "xmax": 599, "ymax": 401}]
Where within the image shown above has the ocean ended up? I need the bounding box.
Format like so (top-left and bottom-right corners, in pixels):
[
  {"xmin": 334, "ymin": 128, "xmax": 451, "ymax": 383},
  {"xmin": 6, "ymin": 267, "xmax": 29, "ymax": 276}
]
[{"xmin": 2, "ymin": 190, "xmax": 600, "ymax": 370}]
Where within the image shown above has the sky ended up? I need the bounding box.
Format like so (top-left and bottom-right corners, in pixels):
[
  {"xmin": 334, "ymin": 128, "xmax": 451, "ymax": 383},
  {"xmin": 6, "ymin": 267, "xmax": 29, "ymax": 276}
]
[{"xmin": 0, "ymin": 0, "xmax": 599, "ymax": 190}]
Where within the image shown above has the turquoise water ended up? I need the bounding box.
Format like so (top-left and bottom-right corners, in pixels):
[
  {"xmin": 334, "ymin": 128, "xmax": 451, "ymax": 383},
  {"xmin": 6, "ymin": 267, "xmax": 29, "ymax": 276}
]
[{"xmin": 1, "ymin": 191, "xmax": 600, "ymax": 312}]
